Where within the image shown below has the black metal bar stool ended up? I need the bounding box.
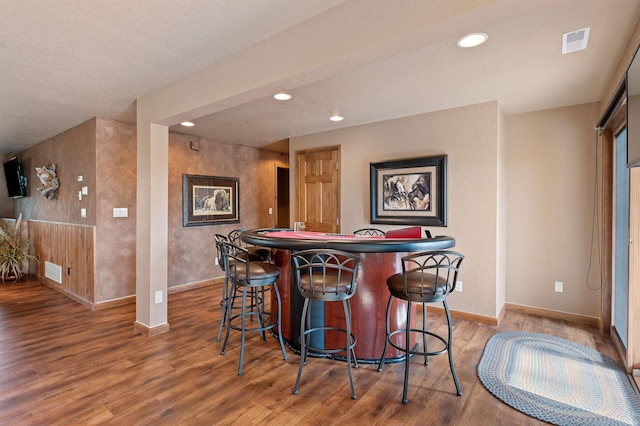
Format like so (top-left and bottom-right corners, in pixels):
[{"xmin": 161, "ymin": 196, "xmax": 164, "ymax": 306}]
[
  {"xmin": 214, "ymin": 234, "xmax": 264, "ymax": 342},
  {"xmin": 228, "ymin": 228, "xmax": 272, "ymax": 262},
  {"xmin": 377, "ymin": 250, "xmax": 464, "ymax": 403},
  {"xmin": 219, "ymin": 241, "xmax": 288, "ymax": 376},
  {"xmin": 213, "ymin": 233, "xmax": 229, "ymax": 342},
  {"xmin": 291, "ymin": 249, "xmax": 360, "ymax": 399}
]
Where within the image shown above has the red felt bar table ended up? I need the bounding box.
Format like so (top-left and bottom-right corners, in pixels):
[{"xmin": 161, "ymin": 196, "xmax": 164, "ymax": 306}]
[{"xmin": 241, "ymin": 229, "xmax": 456, "ymax": 362}]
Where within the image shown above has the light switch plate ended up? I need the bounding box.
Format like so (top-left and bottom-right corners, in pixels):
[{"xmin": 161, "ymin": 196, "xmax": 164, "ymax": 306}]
[
  {"xmin": 113, "ymin": 208, "xmax": 128, "ymax": 218},
  {"xmin": 82, "ymin": 186, "xmax": 88, "ymax": 195}
]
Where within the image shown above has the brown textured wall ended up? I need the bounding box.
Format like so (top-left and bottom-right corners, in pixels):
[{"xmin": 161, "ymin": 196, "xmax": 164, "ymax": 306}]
[
  {"xmin": 14, "ymin": 118, "xmax": 97, "ymax": 224},
  {"xmin": 167, "ymin": 132, "xmax": 289, "ymax": 288},
  {"xmin": 95, "ymin": 118, "xmax": 137, "ymax": 301},
  {"xmin": 8, "ymin": 118, "xmax": 288, "ymax": 302}
]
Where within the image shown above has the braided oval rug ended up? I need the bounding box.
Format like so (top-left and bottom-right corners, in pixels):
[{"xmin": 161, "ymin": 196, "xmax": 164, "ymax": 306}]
[{"xmin": 478, "ymin": 331, "xmax": 640, "ymax": 426}]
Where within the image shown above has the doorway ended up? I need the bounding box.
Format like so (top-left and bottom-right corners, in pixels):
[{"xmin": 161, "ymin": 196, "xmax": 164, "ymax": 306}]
[
  {"xmin": 275, "ymin": 166, "xmax": 290, "ymax": 228},
  {"xmin": 613, "ymin": 126, "xmax": 629, "ymax": 350}
]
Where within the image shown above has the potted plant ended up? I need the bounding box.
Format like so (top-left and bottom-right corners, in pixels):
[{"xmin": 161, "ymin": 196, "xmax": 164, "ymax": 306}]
[{"xmin": 0, "ymin": 214, "xmax": 38, "ymax": 282}]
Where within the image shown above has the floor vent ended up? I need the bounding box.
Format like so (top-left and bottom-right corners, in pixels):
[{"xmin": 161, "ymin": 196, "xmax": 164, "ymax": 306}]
[
  {"xmin": 44, "ymin": 261, "xmax": 62, "ymax": 284},
  {"xmin": 562, "ymin": 27, "xmax": 590, "ymax": 54}
]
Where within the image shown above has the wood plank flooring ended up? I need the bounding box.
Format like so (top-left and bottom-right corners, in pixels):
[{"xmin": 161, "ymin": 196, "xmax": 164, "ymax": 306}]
[{"xmin": 0, "ymin": 278, "xmax": 625, "ymax": 425}]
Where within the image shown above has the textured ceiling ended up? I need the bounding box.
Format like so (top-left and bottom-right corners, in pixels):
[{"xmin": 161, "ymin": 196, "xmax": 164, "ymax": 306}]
[{"xmin": 2, "ymin": 0, "xmax": 640, "ymax": 155}]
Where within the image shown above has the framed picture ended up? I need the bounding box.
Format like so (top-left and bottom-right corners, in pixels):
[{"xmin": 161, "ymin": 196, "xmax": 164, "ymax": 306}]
[
  {"xmin": 370, "ymin": 155, "xmax": 447, "ymax": 227},
  {"xmin": 183, "ymin": 174, "xmax": 240, "ymax": 227}
]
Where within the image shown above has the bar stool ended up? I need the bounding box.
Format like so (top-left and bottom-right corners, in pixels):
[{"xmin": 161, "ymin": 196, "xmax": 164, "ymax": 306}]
[
  {"xmin": 291, "ymin": 249, "xmax": 360, "ymax": 399},
  {"xmin": 228, "ymin": 228, "xmax": 271, "ymax": 262},
  {"xmin": 219, "ymin": 241, "xmax": 288, "ymax": 375},
  {"xmin": 215, "ymin": 234, "xmax": 266, "ymax": 341},
  {"xmin": 213, "ymin": 234, "xmax": 229, "ymax": 341},
  {"xmin": 377, "ymin": 250, "xmax": 464, "ymax": 403}
]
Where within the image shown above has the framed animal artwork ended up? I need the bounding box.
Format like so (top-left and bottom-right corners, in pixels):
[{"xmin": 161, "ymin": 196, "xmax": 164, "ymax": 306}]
[
  {"xmin": 370, "ymin": 155, "xmax": 447, "ymax": 227},
  {"xmin": 182, "ymin": 174, "xmax": 239, "ymax": 227}
]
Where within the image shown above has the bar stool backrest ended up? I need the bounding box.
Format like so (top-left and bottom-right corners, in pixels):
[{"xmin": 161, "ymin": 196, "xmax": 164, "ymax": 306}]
[
  {"xmin": 214, "ymin": 234, "xmax": 228, "ymax": 270},
  {"xmin": 220, "ymin": 240, "xmax": 279, "ymax": 286},
  {"xmin": 291, "ymin": 249, "xmax": 360, "ymax": 302},
  {"xmin": 227, "ymin": 229, "xmax": 245, "ymax": 247},
  {"xmin": 219, "ymin": 241, "xmax": 249, "ymax": 283},
  {"xmin": 399, "ymin": 250, "xmax": 464, "ymax": 302},
  {"xmin": 353, "ymin": 228, "xmax": 386, "ymax": 237}
]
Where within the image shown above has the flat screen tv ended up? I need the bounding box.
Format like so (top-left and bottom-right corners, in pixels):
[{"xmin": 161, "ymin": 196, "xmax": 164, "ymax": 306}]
[{"xmin": 3, "ymin": 157, "xmax": 27, "ymax": 198}]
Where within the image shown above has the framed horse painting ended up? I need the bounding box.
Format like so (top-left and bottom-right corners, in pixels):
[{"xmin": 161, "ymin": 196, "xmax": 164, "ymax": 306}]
[
  {"xmin": 370, "ymin": 155, "xmax": 447, "ymax": 227},
  {"xmin": 183, "ymin": 174, "xmax": 240, "ymax": 226}
]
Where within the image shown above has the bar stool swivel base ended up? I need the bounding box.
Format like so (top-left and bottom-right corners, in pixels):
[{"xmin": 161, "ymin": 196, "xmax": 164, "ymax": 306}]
[
  {"xmin": 291, "ymin": 249, "xmax": 361, "ymax": 400},
  {"xmin": 377, "ymin": 299, "xmax": 462, "ymax": 403},
  {"xmin": 293, "ymin": 298, "xmax": 359, "ymax": 399}
]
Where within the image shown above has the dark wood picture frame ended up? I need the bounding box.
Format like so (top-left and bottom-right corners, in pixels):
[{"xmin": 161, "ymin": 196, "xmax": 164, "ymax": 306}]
[
  {"xmin": 183, "ymin": 174, "xmax": 240, "ymax": 227},
  {"xmin": 370, "ymin": 155, "xmax": 447, "ymax": 227}
]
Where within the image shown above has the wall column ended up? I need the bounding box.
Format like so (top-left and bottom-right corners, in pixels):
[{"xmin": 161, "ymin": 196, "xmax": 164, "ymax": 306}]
[{"xmin": 134, "ymin": 122, "xmax": 169, "ymax": 335}]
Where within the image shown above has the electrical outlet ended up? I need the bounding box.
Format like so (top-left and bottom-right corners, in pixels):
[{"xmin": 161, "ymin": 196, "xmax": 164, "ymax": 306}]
[
  {"xmin": 555, "ymin": 281, "xmax": 563, "ymax": 293},
  {"xmin": 155, "ymin": 290, "xmax": 163, "ymax": 304},
  {"xmin": 455, "ymin": 280, "xmax": 462, "ymax": 292},
  {"xmin": 214, "ymin": 257, "xmax": 219, "ymax": 266}
]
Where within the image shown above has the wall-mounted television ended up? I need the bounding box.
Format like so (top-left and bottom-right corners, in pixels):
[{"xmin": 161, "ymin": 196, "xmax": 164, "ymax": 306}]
[{"xmin": 3, "ymin": 157, "xmax": 27, "ymax": 198}]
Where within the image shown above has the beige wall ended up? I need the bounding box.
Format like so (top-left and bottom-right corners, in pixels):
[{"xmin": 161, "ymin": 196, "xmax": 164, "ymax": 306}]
[
  {"xmin": 291, "ymin": 101, "xmax": 501, "ymax": 318},
  {"xmin": 290, "ymin": 100, "xmax": 601, "ymax": 319},
  {"xmin": 505, "ymin": 103, "xmax": 601, "ymax": 318},
  {"xmin": 601, "ymin": 16, "xmax": 640, "ymax": 115},
  {"xmin": 496, "ymin": 108, "xmax": 507, "ymax": 313}
]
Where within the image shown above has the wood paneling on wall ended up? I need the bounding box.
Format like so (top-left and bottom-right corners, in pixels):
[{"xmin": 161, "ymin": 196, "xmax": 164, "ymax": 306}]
[{"xmin": 29, "ymin": 220, "xmax": 95, "ymax": 309}]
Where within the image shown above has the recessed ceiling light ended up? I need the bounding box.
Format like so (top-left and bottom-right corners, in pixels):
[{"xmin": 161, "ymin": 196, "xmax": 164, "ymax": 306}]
[
  {"xmin": 329, "ymin": 115, "xmax": 344, "ymax": 122},
  {"xmin": 457, "ymin": 33, "xmax": 488, "ymax": 48},
  {"xmin": 273, "ymin": 93, "xmax": 292, "ymax": 101},
  {"xmin": 181, "ymin": 121, "xmax": 195, "ymax": 127}
]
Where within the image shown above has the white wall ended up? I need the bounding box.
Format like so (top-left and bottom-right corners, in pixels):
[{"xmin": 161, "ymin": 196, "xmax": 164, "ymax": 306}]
[
  {"xmin": 291, "ymin": 100, "xmax": 602, "ymax": 319},
  {"xmin": 505, "ymin": 103, "xmax": 601, "ymax": 318},
  {"xmin": 497, "ymin": 107, "xmax": 507, "ymax": 313},
  {"xmin": 291, "ymin": 101, "xmax": 501, "ymax": 318}
]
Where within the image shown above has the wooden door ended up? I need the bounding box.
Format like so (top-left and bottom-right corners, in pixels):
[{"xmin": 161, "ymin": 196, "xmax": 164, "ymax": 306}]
[{"xmin": 296, "ymin": 147, "xmax": 340, "ymax": 233}]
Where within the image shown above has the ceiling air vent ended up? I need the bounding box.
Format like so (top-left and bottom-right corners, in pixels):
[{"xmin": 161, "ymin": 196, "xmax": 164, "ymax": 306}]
[{"xmin": 562, "ymin": 27, "xmax": 590, "ymax": 54}]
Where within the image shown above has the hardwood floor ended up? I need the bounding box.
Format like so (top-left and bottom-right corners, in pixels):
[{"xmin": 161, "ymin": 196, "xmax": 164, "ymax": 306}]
[{"xmin": 0, "ymin": 278, "xmax": 623, "ymax": 425}]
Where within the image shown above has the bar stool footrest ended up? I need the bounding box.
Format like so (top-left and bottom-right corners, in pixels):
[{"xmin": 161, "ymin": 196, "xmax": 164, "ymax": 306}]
[
  {"xmin": 302, "ymin": 325, "xmax": 357, "ymax": 355},
  {"xmin": 228, "ymin": 311, "xmax": 277, "ymax": 333},
  {"xmin": 386, "ymin": 328, "xmax": 448, "ymax": 357}
]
